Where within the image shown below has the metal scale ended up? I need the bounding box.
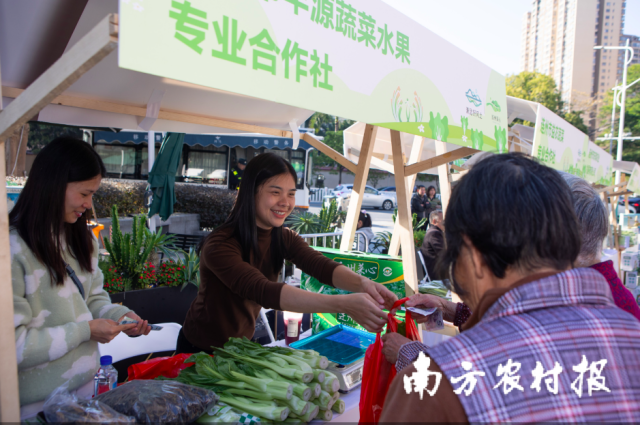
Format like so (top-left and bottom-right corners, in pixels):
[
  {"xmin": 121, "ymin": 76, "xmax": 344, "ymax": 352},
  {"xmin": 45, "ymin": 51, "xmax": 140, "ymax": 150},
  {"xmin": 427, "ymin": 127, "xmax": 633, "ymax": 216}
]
[{"xmin": 290, "ymin": 325, "xmax": 375, "ymax": 392}]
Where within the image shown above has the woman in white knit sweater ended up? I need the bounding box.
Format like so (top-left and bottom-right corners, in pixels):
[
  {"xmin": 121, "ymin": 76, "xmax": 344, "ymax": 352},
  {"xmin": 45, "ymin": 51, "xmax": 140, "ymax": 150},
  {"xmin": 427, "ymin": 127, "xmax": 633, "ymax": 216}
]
[{"xmin": 10, "ymin": 137, "xmax": 150, "ymax": 419}]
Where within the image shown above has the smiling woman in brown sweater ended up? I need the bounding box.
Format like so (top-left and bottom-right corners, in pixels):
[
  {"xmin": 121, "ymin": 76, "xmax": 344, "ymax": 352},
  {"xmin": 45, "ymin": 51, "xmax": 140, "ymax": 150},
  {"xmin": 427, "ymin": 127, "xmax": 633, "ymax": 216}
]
[{"xmin": 178, "ymin": 153, "xmax": 397, "ymax": 352}]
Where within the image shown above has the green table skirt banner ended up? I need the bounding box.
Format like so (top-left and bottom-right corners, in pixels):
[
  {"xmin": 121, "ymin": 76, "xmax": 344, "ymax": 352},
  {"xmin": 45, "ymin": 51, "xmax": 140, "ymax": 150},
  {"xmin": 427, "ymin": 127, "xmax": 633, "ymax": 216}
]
[{"xmin": 301, "ymin": 248, "xmax": 406, "ymax": 334}]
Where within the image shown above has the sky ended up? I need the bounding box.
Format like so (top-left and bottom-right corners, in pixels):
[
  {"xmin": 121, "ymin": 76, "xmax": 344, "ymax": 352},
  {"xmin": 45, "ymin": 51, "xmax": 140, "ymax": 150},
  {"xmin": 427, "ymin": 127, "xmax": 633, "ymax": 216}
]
[{"xmin": 382, "ymin": 0, "xmax": 640, "ymax": 77}]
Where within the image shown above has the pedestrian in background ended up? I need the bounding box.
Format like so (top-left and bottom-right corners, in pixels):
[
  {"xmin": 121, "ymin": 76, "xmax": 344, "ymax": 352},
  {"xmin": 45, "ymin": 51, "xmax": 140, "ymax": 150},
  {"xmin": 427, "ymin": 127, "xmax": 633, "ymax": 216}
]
[
  {"xmin": 411, "ymin": 185, "xmax": 428, "ymax": 230},
  {"xmin": 424, "ymin": 185, "xmax": 441, "ymax": 227},
  {"xmin": 229, "ymin": 158, "xmax": 247, "ymax": 190}
]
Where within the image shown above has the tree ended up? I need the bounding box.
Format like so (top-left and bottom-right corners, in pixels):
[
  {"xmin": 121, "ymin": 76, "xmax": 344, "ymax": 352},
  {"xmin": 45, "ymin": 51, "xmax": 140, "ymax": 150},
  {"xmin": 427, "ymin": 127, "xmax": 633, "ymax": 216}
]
[
  {"xmin": 561, "ymin": 111, "xmax": 589, "ymax": 134},
  {"xmin": 321, "ymin": 131, "xmax": 347, "ymax": 184},
  {"xmin": 307, "ymin": 112, "xmax": 354, "ymax": 137},
  {"xmin": 506, "ymin": 71, "xmax": 563, "ymax": 113},
  {"xmin": 599, "ymin": 64, "xmax": 640, "ymax": 139},
  {"xmin": 507, "ymin": 71, "xmax": 591, "ymax": 134}
]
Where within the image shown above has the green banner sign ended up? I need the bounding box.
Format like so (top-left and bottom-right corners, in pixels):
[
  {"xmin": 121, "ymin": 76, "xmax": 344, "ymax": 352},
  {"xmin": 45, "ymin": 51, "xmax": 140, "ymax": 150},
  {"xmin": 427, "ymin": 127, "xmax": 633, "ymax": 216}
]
[{"xmin": 119, "ymin": 0, "xmax": 507, "ymax": 150}]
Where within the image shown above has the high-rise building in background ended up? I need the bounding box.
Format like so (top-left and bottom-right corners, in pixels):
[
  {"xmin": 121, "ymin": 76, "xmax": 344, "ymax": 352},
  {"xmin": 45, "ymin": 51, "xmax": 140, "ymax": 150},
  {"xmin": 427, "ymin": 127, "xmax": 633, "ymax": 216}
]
[
  {"xmin": 520, "ymin": 0, "xmax": 630, "ymax": 136},
  {"xmin": 621, "ymin": 34, "xmax": 640, "ymax": 66}
]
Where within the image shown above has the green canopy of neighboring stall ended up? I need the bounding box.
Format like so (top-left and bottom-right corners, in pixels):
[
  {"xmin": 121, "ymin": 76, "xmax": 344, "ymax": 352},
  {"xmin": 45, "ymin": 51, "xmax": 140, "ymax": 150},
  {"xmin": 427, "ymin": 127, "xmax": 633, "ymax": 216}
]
[{"xmin": 147, "ymin": 133, "xmax": 185, "ymax": 221}]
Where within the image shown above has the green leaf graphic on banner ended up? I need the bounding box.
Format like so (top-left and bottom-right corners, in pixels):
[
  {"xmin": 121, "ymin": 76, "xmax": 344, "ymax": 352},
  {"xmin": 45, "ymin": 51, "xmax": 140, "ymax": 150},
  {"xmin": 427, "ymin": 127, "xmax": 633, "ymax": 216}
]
[
  {"xmin": 494, "ymin": 126, "xmax": 507, "ymax": 153},
  {"xmin": 470, "ymin": 129, "xmax": 483, "ymax": 150},
  {"xmin": 429, "ymin": 112, "xmax": 449, "ymax": 142}
]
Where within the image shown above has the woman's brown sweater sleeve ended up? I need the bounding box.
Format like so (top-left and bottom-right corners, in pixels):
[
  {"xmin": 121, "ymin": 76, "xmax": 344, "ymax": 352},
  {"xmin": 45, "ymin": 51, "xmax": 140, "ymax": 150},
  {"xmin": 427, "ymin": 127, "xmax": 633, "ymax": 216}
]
[{"xmin": 283, "ymin": 228, "xmax": 340, "ymax": 287}]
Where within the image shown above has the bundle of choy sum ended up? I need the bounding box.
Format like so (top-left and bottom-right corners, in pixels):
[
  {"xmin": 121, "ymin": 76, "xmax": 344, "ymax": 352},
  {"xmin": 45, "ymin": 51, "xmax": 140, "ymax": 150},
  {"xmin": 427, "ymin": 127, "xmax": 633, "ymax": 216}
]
[{"xmin": 161, "ymin": 337, "xmax": 342, "ymax": 423}]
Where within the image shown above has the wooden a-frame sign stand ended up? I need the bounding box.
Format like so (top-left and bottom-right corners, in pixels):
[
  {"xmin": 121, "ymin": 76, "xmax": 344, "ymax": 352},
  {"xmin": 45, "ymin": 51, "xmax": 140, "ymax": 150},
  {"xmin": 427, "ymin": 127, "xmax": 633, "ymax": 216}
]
[{"xmin": 0, "ymin": 13, "xmax": 474, "ymax": 419}]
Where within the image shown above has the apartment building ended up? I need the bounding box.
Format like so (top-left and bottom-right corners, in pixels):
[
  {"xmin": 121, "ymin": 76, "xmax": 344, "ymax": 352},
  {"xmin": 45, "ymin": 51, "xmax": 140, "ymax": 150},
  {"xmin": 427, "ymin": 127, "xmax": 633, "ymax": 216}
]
[
  {"xmin": 621, "ymin": 34, "xmax": 640, "ymax": 66},
  {"xmin": 520, "ymin": 0, "xmax": 628, "ymax": 134}
]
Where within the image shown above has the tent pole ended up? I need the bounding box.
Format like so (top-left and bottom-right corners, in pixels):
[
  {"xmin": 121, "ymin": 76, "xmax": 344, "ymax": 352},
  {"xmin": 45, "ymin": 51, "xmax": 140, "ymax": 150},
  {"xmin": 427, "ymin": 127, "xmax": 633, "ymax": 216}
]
[
  {"xmin": 435, "ymin": 141, "xmax": 452, "ymax": 216},
  {"xmin": 339, "ymin": 125, "xmax": 377, "ymax": 251},
  {"xmin": 147, "ymin": 131, "xmax": 157, "ymax": 232},
  {"xmin": 390, "ymin": 131, "xmax": 420, "ymax": 297},
  {"xmin": 0, "ymin": 61, "xmax": 20, "ymax": 424},
  {"xmin": 389, "ymin": 135, "xmax": 424, "ymax": 256}
]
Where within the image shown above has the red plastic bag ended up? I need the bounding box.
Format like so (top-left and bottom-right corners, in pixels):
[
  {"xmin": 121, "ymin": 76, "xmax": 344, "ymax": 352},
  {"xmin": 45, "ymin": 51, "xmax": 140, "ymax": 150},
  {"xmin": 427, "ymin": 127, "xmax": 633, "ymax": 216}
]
[
  {"xmin": 358, "ymin": 297, "xmax": 420, "ymax": 424},
  {"xmin": 127, "ymin": 353, "xmax": 195, "ymax": 380}
]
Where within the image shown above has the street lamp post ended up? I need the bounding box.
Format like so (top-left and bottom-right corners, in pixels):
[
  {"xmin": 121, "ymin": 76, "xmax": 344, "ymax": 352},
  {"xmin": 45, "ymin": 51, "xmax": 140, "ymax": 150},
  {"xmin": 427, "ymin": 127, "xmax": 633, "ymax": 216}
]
[{"xmin": 595, "ymin": 39, "xmax": 634, "ymax": 184}]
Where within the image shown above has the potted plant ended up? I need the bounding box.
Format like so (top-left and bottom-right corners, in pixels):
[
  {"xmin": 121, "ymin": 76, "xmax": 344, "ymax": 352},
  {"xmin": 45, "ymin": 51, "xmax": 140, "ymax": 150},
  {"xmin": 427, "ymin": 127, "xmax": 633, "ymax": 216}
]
[{"xmin": 104, "ymin": 205, "xmax": 200, "ymax": 325}]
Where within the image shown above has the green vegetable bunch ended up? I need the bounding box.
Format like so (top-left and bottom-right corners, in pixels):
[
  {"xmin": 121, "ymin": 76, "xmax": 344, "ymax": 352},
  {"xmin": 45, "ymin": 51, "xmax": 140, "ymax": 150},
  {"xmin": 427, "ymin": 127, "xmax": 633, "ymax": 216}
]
[{"xmin": 166, "ymin": 337, "xmax": 343, "ymax": 423}]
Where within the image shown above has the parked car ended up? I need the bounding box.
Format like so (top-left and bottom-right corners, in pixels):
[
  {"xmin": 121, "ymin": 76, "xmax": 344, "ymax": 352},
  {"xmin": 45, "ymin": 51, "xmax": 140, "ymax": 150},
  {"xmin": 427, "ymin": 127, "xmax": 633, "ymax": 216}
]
[
  {"xmin": 327, "ymin": 185, "xmax": 397, "ymax": 210},
  {"xmin": 378, "ymin": 186, "xmax": 396, "ymax": 192},
  {"xmin": 618, "ymin": 197, "xmax": 640, "ymax": 215},
  {"xmin": 332, "ymin": 184, "xmax": 353, "ymax": 198}
]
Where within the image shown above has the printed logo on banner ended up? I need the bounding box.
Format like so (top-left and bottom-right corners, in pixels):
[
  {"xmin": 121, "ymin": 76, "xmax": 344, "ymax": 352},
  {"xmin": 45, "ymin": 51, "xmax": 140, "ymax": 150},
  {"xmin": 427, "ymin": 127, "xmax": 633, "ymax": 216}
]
[
  {"xmin": 466, "ymin": 89, "xmax": 482, "ymax": 107},
  {"xmin": 487, "ymin": 99, "xmax": 501, "ymax": 112}
]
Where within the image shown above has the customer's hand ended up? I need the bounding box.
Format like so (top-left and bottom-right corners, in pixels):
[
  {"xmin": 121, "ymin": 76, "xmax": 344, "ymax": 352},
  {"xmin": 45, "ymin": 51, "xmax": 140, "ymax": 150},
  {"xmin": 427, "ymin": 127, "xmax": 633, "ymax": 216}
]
[
  {"xmin": 361, "ymin": 279, "xmax": 398, "ymax": 310},
  {"xmin": 381, "ymin": 333, "xmax": 411, "ymax": 364},
  {"xmin": 117, "ymin": 312, "xmax": 151, "ymax": 336},
  {"xmin": 405, "ymin": 294, "xmax": 458, "ymax": 323},
  {"xmin": 89, "ymin": 319, "xmax": 136, "ymax": 343},
  {"xmin": 341, "ymin": 293, "xmax": 387, "ymax": 333}
]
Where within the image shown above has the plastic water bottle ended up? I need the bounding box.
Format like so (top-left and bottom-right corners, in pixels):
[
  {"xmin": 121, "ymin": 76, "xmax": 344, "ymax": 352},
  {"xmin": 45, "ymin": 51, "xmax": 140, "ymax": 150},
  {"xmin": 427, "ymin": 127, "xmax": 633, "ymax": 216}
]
[{"xmin": 94, "ymin": 355, "xmax": 118, "ymax": 397}]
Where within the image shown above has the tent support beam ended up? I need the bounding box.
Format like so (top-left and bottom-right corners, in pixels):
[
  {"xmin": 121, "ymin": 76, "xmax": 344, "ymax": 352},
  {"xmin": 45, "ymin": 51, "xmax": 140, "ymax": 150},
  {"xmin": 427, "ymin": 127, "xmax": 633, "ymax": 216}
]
[
  {"xmin": 301, "ymin": 133, "xmax": 356, "ymax": 173},
  {"xmin": 435, "ymin": 141, "xmax": 453, "ymax": 216},
  {"xmin": 390, "ymin": 130, "xmax": 420, "ymax": 301},
  {"xmin": 339, "ymin": 125, "xmax": 377, "ymax": 251},
  {"xmin": 2, "ymin": 86, "xmax": 359, "ymax": 174},
  {"xmin": 404, "ymin": 147, "xmax": 476, "ymax": 176},
  {"xmin": 0, "ymin": 15, "xmax": 118, "ymax": 140},
  {"xmin": 389, "ymin": 136, "xmax": 424, "ymax": 256}
]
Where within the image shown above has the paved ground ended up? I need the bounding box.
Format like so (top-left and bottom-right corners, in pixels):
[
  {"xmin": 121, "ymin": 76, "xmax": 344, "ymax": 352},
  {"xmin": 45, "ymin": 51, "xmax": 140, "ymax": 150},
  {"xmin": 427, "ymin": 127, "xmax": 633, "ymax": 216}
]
[{"xmin": 308, "ymin": 202, "xmax": 395, "ymax": 235}]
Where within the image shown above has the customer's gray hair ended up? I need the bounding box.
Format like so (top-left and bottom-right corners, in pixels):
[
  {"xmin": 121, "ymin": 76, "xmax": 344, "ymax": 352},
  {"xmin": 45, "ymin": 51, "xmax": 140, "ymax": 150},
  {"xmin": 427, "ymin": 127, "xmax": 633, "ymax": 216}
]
[
  {"xmin": 429, "ymin": 209, "xmax": 443, "ymax": 224},
  {"xmin": 559, "ymin": 172, "xmax": 609, "ymax": 261}
]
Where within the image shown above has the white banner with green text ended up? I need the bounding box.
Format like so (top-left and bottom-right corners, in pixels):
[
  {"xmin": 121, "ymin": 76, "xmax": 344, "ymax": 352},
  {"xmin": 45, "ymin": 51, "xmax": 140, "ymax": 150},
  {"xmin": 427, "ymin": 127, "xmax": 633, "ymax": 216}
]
[
  {"xmin": 532, "ymin": 104, "xmax": 612, "ymax": 185},
  {"xmin": 119, "ymin": 0, "xmax": 508, "ymax": 151}
]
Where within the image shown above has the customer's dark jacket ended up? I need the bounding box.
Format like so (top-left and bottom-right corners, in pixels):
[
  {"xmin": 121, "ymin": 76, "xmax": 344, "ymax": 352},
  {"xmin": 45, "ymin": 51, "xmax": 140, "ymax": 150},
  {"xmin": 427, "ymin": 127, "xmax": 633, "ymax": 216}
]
[
  {"xmin": 420, "ymin": 225, "xmax": 444, "ymax": 280},
  {"xmin": 410, "ymin": 193, "xmax": 427, "ymax": 218}
]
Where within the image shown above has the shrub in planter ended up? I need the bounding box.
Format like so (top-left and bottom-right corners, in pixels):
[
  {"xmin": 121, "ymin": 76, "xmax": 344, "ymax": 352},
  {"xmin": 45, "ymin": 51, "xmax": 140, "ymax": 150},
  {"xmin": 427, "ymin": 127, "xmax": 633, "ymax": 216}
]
[
  {"xmin": 414, "ymin": 230, "xmax": 426, "ymax": 248},
  {"xmin": 103, "ymin": 265, "xmax": 125, "ymax": 294},
  {"xmin": 137, "ymin": 262, "xmax": 157, "ymax": 288},
  {"xmin": 157, "ymin": 260, "xmax": 186, "ymax": 288},
  {"xmin": 104, "ymin": 205, "xmax": 157, "ymax": 290}
]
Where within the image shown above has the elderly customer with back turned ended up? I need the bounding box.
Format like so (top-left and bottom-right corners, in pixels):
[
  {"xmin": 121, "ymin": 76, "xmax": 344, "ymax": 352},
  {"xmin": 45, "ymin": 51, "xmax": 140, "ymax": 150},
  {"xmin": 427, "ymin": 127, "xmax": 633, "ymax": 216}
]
[
  {"xmin": 380, "ymin": 153, "xmax": 640, "ymax": 423},
  {"xmin": 560, "ymin": 172, "xmax": 640, "ymax": 320}
]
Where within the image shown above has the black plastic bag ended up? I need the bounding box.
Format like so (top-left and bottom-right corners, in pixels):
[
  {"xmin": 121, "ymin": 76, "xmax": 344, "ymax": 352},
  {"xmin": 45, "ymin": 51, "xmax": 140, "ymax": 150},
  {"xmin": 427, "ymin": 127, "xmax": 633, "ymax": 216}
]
[
  {"xmin": 43, "ymin": 382, "xmax": 135, "ymax": 423},
  {"xmin": 95, "ymin": 380, "xmax": 218, "ymax": 424}
]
